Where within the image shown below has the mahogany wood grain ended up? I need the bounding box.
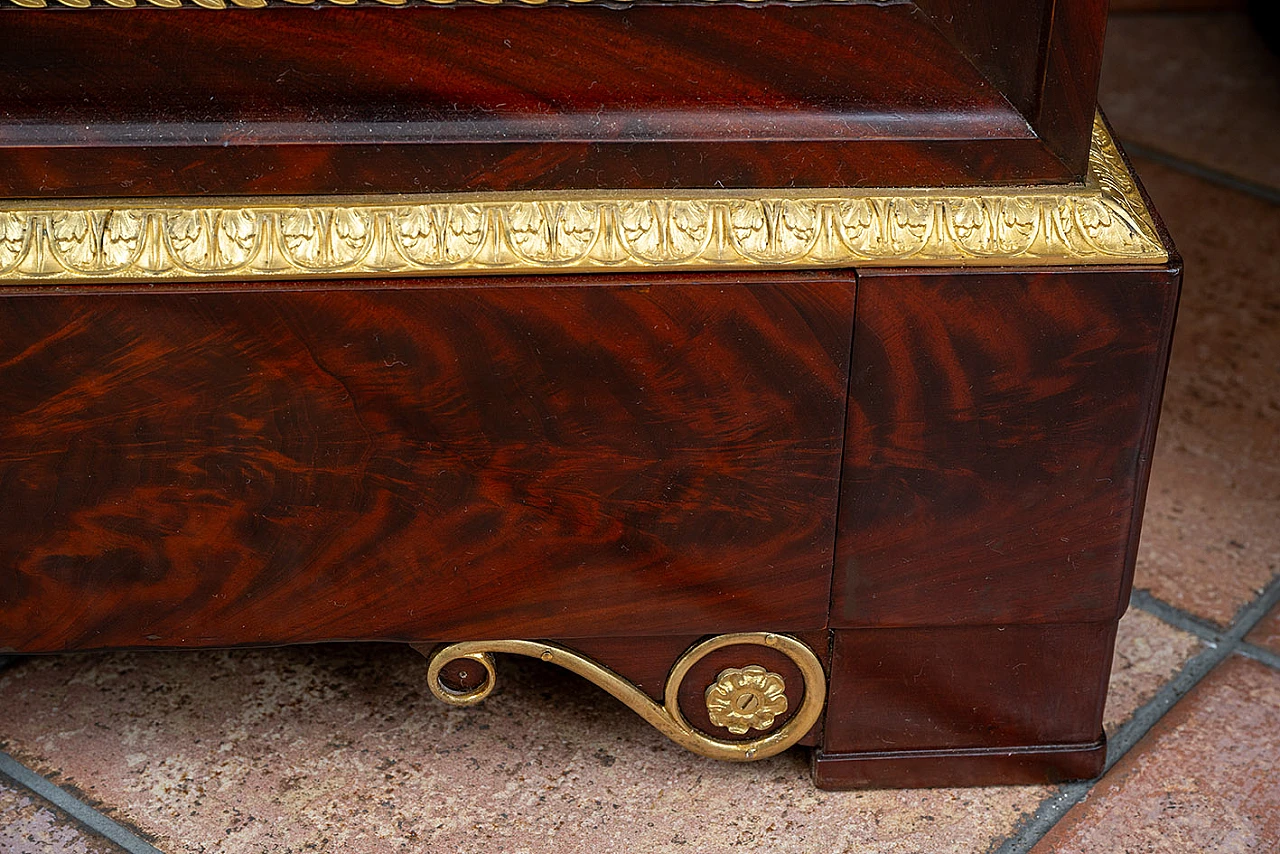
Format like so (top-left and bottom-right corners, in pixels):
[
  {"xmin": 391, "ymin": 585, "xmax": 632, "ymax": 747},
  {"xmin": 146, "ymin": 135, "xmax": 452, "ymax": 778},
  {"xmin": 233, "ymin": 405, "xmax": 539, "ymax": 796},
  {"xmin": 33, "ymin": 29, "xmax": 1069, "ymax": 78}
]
[
  {"xmin": 0, "ymin": 273, "xmax": 854, "ymax": 653},
  {"xmin": 1032, "ymin": 0, "xmax": 1111, "ymax": 174},
  {"xmin": 831, "ymin": 266, "xmax": 1181, "ymax": 628},
  {"xmin": 822, "ymin": 623, "xmax": 1115, "ymax": 753},
  {"xmin": 0, "ymin": 3, "xmax": 1084, "ymax": 196},
  {"xmin": 0, "ymin": 138, "xmax": 1078, "ymax": 201},
  {"xmin": 917, "ymin": 0, "xmax": 1110, "ymax": 175},
  {"xmin": 913, "ymin": 0, "xmax": 1051, "ymax": 119},
  {"xmin": 812, "ymin": 739, "xmax": 1107, "ymax": 789},
  {"xmin": 813, "ymin": 622, "xmax": 1115, "ymax": 787}
]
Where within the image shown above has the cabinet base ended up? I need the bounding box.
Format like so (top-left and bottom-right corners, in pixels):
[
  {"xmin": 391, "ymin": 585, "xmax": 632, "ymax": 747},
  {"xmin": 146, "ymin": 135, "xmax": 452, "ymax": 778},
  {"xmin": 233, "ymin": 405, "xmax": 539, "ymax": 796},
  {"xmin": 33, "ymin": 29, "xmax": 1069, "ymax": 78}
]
[{"xmin": 811, "ymin": 738, "xmax": 1107, "ymax": 790}]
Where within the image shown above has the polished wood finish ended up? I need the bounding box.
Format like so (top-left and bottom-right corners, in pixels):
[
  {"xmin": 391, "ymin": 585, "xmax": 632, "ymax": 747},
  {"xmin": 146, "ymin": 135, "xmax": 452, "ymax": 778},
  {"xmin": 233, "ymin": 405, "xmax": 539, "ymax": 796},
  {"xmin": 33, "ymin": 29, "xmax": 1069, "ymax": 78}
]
[
  {"xmin": 0, "ymin": 259, "xmax": 1183, "ymax": 787},
  {"xmin": 0, "ymin": 273, "xmax": 854, "ymax": 652},
  {"xmin": 917, "ymin": 0, "xmax": 1110, "ymax": 175},
  {"xmin": 832, "ymin": 267, "xmax": 1181, "ymax": 628},
  {"xmin": 814, "ymin": 259, "xmax": 1181, "ymax": 787},
  {"xmin": 0, "ymin": 1, "xmax": 1104, "ymax": 197},
  {"xmin": 824, "ymin": 623, "xmax": 1114, "ymax": 753},
  {"xmin": 812, "ymin": 739, "xmax": 1108, "ymax": 789},
  {"xmin": 0, "ymin": 1, "xmax": 1182, "ymax": 791},
  {"xmin": 813, "ymin": 621, "xmax": 1116, "ymax": 787}
]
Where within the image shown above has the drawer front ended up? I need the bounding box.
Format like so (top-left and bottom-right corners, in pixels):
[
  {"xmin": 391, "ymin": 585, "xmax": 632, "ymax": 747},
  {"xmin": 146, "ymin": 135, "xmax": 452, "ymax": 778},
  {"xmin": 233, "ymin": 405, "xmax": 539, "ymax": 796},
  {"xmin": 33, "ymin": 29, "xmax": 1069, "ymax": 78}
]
[{"xmin": 0, "ymin": 273, "xmax": 854, "ymax": 651}]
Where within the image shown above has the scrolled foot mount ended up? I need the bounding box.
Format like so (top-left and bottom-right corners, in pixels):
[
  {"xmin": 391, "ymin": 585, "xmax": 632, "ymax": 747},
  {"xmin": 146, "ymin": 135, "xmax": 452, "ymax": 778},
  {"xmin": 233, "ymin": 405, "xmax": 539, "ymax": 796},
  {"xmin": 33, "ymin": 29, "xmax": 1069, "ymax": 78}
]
[{"xmin": 415, "ymin": 632, "xmax": 826, "ymax": 762}]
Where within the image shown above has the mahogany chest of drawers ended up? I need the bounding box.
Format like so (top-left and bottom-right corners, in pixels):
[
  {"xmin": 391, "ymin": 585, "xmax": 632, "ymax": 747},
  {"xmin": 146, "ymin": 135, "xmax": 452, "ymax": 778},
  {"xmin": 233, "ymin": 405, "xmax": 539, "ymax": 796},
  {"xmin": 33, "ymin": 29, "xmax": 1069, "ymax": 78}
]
[{"xmin": 0, "ymin": 0, "xmax": 1179, "ymax": 788}]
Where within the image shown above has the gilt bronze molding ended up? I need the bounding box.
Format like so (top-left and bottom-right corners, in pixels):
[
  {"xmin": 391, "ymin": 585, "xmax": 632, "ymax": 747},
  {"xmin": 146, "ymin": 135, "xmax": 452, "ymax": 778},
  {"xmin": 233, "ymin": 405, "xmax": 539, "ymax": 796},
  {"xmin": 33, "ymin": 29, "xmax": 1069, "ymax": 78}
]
[{"xmin": 0, "ymin": 117, "xmax": 1165, "ymax": 286}]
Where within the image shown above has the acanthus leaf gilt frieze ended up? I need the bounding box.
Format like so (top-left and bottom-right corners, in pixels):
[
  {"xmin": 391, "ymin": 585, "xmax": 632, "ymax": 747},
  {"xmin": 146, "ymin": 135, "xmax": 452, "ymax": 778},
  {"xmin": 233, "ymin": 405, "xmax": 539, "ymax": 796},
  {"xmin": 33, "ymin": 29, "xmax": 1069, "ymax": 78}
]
[{"xmin": 0, "ymin": 117, "xmax": 1166, "ymax": 285}]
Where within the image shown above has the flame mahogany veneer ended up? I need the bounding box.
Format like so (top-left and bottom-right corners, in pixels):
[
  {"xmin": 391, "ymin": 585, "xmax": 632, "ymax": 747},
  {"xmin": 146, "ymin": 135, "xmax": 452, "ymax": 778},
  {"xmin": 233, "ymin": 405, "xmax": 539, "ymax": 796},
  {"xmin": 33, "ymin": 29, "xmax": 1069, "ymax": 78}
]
[
  {"xmin": 0, "ymin": 0, "xmax": 1180, "ymax": 788},
  {"xmin": 0, "ymin": 261, "xmax": 1182, "ymax": 787},
  {"xmin": 0, "ymin": 0, "xmax": 1107, "ymax": 195}
]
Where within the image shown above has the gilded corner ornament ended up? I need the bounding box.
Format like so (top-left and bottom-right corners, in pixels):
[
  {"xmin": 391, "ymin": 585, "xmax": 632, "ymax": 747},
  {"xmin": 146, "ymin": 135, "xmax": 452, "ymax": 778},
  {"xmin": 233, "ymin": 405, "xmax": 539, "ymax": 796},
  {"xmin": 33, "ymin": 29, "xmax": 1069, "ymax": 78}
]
[
  {"xmin": 705, "ymin": 665, "xmax": 789, "ymax": 735},
  {"xmin": 0, "ymin": 117, "xmax": 1166, "ymax": 286}
]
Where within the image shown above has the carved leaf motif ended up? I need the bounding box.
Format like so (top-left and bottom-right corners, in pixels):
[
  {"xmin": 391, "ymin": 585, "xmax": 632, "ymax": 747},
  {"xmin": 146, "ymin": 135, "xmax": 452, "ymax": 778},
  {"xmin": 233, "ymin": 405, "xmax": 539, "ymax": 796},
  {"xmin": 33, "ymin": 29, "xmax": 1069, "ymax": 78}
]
[
  {"xmin": 0, "ymin": 212, "xmax": 29, "ymax": 271},
  {"xmin": 506, "ymin": 202, "xmax": 597, "ymax": 264},
  {"xmin": 996, "ymin": 198, "xmax": 1040, "ymax": 254},
  {"xmin": 730, "ymin": 200, "xmax": 817, "ymax": 262},
  {"xmin": 667, "ymin": 201, "xmax": 713, "ymax": 259},
  {"xmin": 949, "ymin": 198, "xmax": 994, "ymax": 255},
  {"xmin": 330, "ymin": 208, "xmax": 371, "ymax": 264},
  {"xmin": 1076, "ymin": 198, "xmax": 1115, "ymax": 233},
  {"xmin": 220, "ymin": 210, "xmax": 259, "ymax": 265},
  {"xmin": 49, "ymin": 211, "xmax": 92, "ymax": 264},
  {"xmin": 836, "ymin": 198, "xmax": 879, "ymax": 256},
  {"xmin": 279, "ymin": 208, "xmax": 369, "ymax": 269},
  {"xmin": 99, "ymin": 211, "xmax": 145, "ymax": 269},
  {"xmin": 279, "ymin": 209, "xmax": 319, "ymax": 263},
  {"xmin": 616, "ymin": 200, "xmax": 710, "ymax": 263},
  {"xmin": 396, "ymin": 204, "xmax": 484, "ymax": 266},
  {"xmin": 167, "ymin": 209, "xmax": 258, "ymax": 271},
  {"xmin": 883, "ymin": 198, "xmax": 931, "ymax": 256},
  {"xmin": 47, "ymin": 210, "xmax": 142, "ymax": 271}
]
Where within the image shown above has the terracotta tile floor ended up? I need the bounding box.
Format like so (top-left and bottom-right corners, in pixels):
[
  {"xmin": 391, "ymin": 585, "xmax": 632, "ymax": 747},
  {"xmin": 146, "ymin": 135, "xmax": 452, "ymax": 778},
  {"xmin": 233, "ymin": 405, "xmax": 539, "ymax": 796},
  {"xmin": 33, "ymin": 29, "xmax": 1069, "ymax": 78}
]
[
  {"xmin": 0, "ymin": 779, "xmax": 124, "ymax": 854},
  {"xmin": 2, "ymin": 10, "xmax": 1279, "ymax": 854}
]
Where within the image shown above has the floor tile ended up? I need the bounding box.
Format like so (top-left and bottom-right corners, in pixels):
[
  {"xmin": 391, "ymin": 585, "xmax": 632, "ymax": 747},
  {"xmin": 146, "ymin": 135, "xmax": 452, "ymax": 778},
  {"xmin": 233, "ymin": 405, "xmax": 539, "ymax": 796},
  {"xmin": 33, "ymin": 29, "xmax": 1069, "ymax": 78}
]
[
  {"xmin": 1104, "ymin": 609, "xmax": 1203, "ymax": 735},
  {"xmin": 1031, "ymin": 654, "xmax": 1280, "ymax": 853},
  {"xmin": 0, "ymin": 646, "xmax": 1049, "ymax": 854},
  {"xmin": 1245, "ymin": 601, "xmax": 1280, "ymax": 655},
  {"xmin": 1100, "ymin": 13, "xmax": 1280, "ymax": 191},
  {"xmin": 1128, "ymin": 157, "xmax": 1280, "ymax": 626},
  {"xmin": 0, "ymin": 776, "xmax": 126, "ymax": 854}
]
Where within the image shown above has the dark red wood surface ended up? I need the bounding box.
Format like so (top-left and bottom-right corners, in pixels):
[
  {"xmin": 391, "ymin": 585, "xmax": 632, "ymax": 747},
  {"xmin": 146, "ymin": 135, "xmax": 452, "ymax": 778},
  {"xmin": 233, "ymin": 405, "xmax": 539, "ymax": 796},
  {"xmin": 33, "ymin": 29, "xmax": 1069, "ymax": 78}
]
[
  {"xmin": 0, "ymin": 273, "xmax": 854, "ymax": 653},
  {"xmin": 917, "ymin": 0, "xmax": 1110, "ymax": 176},
  {"xmin": 822, "ymin": 623, "xmax": 1115, "ymax": 753},
  {"xmin": 832, "ymin": 266, "xmax": 1181, "ymax": 628},
  {"xmin": 813, "ymin": 622, "xmax": 1115, "ymax": 787},
  {"xmin": 812, "ymin": 739, "xmax": 1107, "ymax": 789},
  {"xmin": 0, "ymin": 2, "xmax": 1092, "ymax": 196}
]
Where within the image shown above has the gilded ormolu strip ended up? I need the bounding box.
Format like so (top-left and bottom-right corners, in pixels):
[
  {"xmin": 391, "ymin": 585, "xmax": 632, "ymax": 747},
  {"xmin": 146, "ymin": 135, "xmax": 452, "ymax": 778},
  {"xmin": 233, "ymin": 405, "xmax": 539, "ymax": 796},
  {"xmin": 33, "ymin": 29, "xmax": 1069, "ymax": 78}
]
[{"xmin": 0, "ymin": 117, "xmax": 1166, "ymax": 285}]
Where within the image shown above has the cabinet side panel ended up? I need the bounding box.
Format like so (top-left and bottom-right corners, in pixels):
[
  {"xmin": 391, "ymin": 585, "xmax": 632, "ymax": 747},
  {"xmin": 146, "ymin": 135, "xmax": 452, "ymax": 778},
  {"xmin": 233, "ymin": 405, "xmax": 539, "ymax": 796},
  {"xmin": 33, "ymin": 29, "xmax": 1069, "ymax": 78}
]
[{"xmin": 833, "ymin": 267, "xmax": 1180, "ymax": 627}]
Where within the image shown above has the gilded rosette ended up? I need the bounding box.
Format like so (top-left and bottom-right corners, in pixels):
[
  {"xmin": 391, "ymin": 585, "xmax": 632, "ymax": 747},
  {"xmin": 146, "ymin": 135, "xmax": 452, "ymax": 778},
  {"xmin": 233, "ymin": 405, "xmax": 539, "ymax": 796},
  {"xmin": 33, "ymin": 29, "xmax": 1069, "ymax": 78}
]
[{"xmin": 705, "ymin": 665, "xmax": 789, "ymax": 735}]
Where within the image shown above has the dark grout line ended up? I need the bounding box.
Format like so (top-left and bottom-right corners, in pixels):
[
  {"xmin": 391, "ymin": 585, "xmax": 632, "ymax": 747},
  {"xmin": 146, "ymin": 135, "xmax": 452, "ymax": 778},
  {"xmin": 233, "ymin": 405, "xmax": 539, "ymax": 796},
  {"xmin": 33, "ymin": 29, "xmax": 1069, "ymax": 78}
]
[
  {"xmin": 988, "ymin": 779, "xmax": 1092, "ymax": 854},
  {"xmin": 1237, "ymin": 642, "xmax": 1280, "ymax": 671},
  {"xmin": 1121, "ymin": 139, "xmax": 1280, "ymax": 207},
  {"xmin": 0, "ymin": 752, "xmax": 165, "ymax": 854},
  {"xmin": 1128, "ymin": 589, "xmax": 1224, "ymax": 642},
  {"xmin": 992, "ymin": 574, "xmax": 1280, "ymax": 854},
  {"xmin": 1104, "ymin": 579, "xmax": 1280, "ymax": 771}
]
